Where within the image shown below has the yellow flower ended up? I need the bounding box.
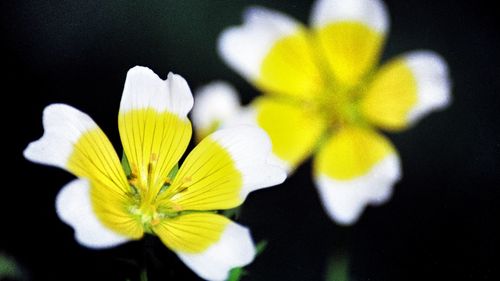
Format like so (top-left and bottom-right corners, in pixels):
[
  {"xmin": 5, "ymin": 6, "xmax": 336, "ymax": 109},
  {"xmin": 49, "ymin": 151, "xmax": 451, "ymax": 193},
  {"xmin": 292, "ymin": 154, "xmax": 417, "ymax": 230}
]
[
  {"xmin": 205, "ymin": 0, "xmax": 451, "ymax": 225},
  {"xmin": 23, "ymin": 66, "xmax": 285, "ymax": 281}
]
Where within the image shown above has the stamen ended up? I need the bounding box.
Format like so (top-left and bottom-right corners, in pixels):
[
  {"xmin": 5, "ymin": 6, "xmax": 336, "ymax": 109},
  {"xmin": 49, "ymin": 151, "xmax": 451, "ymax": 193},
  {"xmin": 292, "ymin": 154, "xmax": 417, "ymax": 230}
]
[
  {"xmin": 147, "ymin": 153, "xmax": 158, "ymax": 187},
  {"xmin": 127, "ymin": 172, "xmax": 138, "ymax": 186},
  {"xmin": 181, "ymin": 176, "xmax": 192, "ymax": 184},
  {"xmin": 148, "ymin": 153, "xmax": 158, "ymax": 174},
  {"xmin": 150, "ymin": 217, "xmax": 160, "ymax": 226},
  {"xmin": 170, "ymin": 203, "xmax": 183, "ymax": 212},
  {"xmin": 150, "ymin": 153, "xmax": 158, "ymax": 162},
  {"xmin": 163, "ymin": 177, "xmax": 172, "ymax": 186}
]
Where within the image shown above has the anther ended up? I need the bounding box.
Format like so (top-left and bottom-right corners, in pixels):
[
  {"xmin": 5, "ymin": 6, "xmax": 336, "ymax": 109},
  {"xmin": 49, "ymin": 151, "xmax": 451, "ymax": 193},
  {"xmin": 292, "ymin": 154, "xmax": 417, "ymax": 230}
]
[{"xmin": 147, "ymin": 163, "xmax": 153, "ymax": 174}]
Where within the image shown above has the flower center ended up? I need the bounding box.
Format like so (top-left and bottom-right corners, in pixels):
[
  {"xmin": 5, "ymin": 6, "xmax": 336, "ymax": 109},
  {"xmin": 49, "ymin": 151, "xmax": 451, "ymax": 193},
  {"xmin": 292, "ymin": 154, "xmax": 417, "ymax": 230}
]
[
  {"xmin": 317, "ymin": 81, "xmax": 368, "ymax": 129},
  {"xmin": 128, "ymin": 190, "xmax": 182, "ymax": 233},
  {"xmin": 123, "ymin": 158, "xmax": 181, "ymax": 233},
  {"xmin": 129, "ymin": 203, "xmax": 161, "ymax": 233}
]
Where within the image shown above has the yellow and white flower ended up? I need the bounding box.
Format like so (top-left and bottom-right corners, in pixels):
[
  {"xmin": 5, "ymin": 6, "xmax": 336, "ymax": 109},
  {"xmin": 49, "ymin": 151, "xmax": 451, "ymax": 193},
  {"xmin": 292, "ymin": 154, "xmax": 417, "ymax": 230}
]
[
  {"xmin": 23, "ymin": 66, "xmax": 286, "ymax": 281},
  {"xmin": 210, "ymin": 0, "xmax": 451, "ymax": 225}
]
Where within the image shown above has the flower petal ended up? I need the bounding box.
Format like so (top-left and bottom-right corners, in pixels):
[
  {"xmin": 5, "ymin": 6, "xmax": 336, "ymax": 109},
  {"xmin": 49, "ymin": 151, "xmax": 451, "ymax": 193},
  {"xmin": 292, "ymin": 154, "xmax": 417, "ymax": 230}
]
[
  {"xmin": 158, "ymin": 126, "xmax": 285, "ymax": 211},
  {"xmin": 56, "ymin": 179, "xmax": 131, "ymax": 248},
  {"xmin": 311, "ymin": 0, "xmax": 388, "ymax": 86},
  {"xmin": 191, "ymin": 81, "xmax": 241, "ymax": 141},
  {"xmin": 313, "ymin": 126, "xmax": 401, "ymax": 224},
  {"xmin": 218, "ymin": 7, "xmax": 324, "ymax": 100},
  {"xmin": 23, "ymin": 104, "xmax": 126, "ymax": 188},
  {"xmin": 24, "ymin": 104, "xmax": 143, "ymax": 238},
  {"xmin": 153, "ymin": 213, "xmax": 255, "ymax": 281},
  {"xmin": 118, "ymin": 66, "xmax": 193, "ymax": 198},
  {"xmin": 229, "ymin": 97, "xmax": 327, "ymax": 172},
  {"xmin": 311, "ymin": 0, "xmax": 388, "ymax": 33},
  {"xmin": 119, "ymin": 66, "xmax": 194, "ymax": 117},
  {"xmin": 360, "ymin": 51, "xmax": 452, "ymax": 131}
]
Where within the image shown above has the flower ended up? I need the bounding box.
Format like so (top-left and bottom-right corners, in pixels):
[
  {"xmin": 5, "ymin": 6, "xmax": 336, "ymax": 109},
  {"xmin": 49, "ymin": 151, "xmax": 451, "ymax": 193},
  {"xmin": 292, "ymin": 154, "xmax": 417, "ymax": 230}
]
[
  {"xmin": 192, "ymin": 81, "xmax": 241, "ymax": 142},
  {"xmin": 23, "ymin": 66, "xmax": 286, "ymax": 281},
  {"xmin": 210, "ymin": 0, "xmax": 451, "ymax": 225}
]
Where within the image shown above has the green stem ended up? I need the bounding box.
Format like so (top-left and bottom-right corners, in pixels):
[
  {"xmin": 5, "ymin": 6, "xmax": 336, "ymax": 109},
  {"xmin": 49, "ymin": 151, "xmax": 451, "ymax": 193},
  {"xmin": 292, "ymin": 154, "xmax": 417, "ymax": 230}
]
[{"xmin": 325, "ymin": 226, "xmax": 352, "ymax": 281}]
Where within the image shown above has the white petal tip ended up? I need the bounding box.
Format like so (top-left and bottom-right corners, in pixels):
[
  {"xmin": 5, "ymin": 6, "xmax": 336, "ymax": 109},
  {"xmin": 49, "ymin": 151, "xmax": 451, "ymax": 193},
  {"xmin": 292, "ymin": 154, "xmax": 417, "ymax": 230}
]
[
  {"xmin": 242, "ymin": 5, "xmax": 266, "ymax": 20},
  {"xmin": 405, "ymin": 51, "xmax": 452, "ymax": 124},
  {"xmin": 56, "ymin": 179, "xmax": 130, "ymax": 249},
  {"xmin": 127, "ymin": 65, "xmax": 155, "ymax": 75},
  {"xmin": 217, "ymin": 6, "xmax": 299, "ymax": 81},
  {"xmin": 192, "ymin": 81, "xmax": 241, "ymax": 132},
  {"xmin": 23, "ymin": 103, "xmax": 96, "ymax": 169},
  {"xmin": 220, "ymin": 106, "xmax": 295, "ymax": 175},
  {"xmin": 209, "ymin": 126, "xmax": 288, "ymax": 200},
  {"xmin": 272, "ymin": 168, "xmax": 287, "ymax": 185},
  {"xmin": 23, "ymin": 142, "xmax": 38, "ymax": 163},
  {"xmin": 121, "ymin": 66, "xmax": 194, "ymax": 118},
  {"xmin": 311, "ymin": 0, "xmax": 389, "ymax": 33},
  {"xmin": 316, "ymin": 155, "xmax": 401, "ymax": 225},
  {"xmin": 177, "ymin": 223, "xmax": 256, "ymax": 281}
]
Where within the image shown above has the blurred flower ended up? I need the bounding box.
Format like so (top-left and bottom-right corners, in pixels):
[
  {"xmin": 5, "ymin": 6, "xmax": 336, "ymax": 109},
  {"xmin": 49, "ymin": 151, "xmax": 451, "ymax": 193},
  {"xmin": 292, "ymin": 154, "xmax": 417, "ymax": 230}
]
[
  {"xmin": 204, "ymin": 0, "xmax": 451, "ymax": 225},
  {"xmin": 192, "ymin": 81, "xmax": 241, "ymax": 142},
  {"xmin": 24, "ymin": 66, "xmax": 285, "ymax": 281}
]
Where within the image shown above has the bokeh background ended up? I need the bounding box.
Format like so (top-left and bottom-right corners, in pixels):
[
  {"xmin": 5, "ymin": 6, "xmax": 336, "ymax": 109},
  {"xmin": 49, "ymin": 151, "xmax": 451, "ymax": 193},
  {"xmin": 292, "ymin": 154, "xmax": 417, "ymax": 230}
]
[{"xmin": 1, "ymin": 0, "xmax": 498, "ymax": 280}]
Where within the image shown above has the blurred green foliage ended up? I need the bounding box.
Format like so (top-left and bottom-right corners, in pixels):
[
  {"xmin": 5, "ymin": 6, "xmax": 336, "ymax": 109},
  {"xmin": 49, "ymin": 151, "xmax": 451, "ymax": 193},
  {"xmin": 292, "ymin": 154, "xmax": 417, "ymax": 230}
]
[
  {"xmin": 0, "ymin": 252, "xmax": 22, "ymax": 280},
  {"xmin": 326, "ymin": 254, "xmax": 349, "ymax": 281}
]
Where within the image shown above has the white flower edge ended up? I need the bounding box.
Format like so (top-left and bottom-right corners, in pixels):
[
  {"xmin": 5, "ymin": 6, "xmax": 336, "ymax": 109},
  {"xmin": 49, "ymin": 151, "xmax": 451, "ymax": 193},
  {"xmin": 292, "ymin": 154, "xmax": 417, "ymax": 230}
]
[
  {"xmin": 192, "ymin": 81, "xmax": 241, "ymax": 133},
  {"xmin": 176, "ymin": 222, "xmax": 256, "ymax": 281},
  {"xmin": 208, "ymin": 126, "xmax": 287, "ymax": 200},
  {"xmin": 23, "ymin": 104, "xmax": 98, "ymax": 170},
  {"xmin": 221, "ymin": 106, "xmax": 293, "ymax": 174},
  {"xmin": 311, "ymin": 0, "xmax": 389, "ymax": 33},
  {"xmin": 404, "ymin": 51, "xmax": 452, "ymax": 125},
  {"xmin": 119, "ymin": 66, "xmax": 194, "ymax": 119},
  {"xmin": 218, "ymin": 6, "xmax": 301, "ymax": 81},
  {"xmin": 56, "ymin": 179, "xmax": 130, "ymax": 248},
  {"xmin": 315, "ymin": 154, "xmax": 401, "ymax": 225}
]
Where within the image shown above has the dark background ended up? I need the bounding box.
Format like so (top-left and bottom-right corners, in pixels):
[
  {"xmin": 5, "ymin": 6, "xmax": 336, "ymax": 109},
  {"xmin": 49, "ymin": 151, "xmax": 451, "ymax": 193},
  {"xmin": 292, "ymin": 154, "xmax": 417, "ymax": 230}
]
[{"xmin": 1, "ymin": 0, "xmax": 498, "ymax": 280}]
